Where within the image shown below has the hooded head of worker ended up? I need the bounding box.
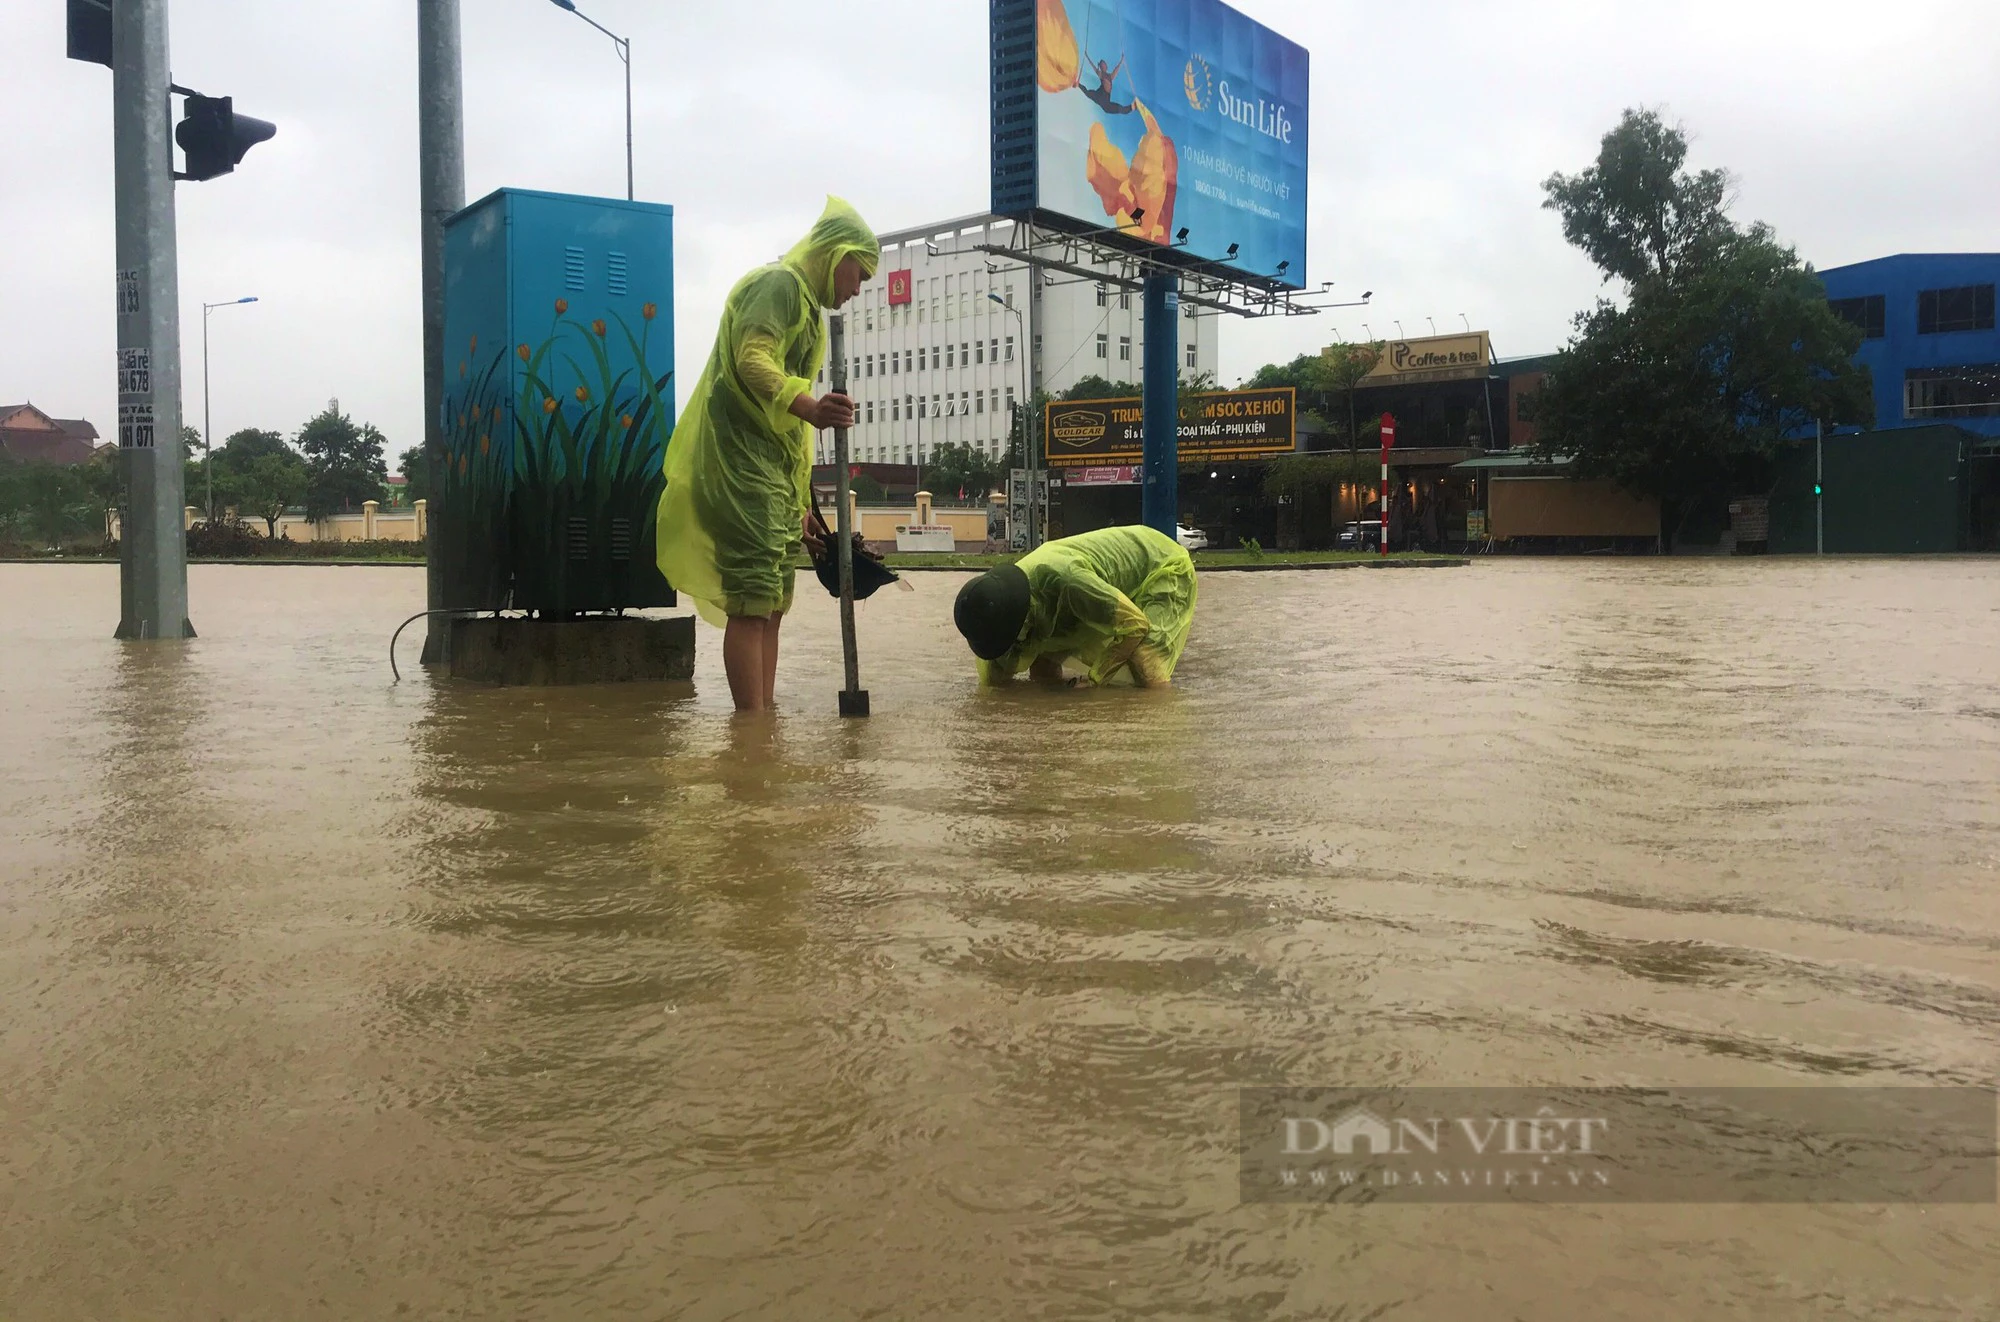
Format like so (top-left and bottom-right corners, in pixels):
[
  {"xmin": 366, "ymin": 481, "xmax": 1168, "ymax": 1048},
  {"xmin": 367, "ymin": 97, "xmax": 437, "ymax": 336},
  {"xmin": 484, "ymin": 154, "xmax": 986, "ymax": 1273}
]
[
  {"xmin": 954, "ymin": 564, "xmax": 1032, "ymax": 661},
  {"xmin": 784, "ymin": 196, "xmax": 880, "ymax": 310}
]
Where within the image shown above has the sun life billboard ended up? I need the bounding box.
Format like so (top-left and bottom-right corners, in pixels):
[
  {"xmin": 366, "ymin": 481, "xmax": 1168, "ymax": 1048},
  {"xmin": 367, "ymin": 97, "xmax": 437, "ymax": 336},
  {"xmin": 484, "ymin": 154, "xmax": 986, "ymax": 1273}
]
[{"xmin": 991, "ymin": 0, "xmax": 1310, "ymax": 288}]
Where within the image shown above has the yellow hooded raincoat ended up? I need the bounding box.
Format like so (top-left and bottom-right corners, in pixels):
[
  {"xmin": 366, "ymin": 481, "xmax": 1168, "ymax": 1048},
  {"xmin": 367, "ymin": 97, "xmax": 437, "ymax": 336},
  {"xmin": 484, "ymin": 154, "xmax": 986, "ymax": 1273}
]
[
  {"xmin": 656, "ymin": 197, "xmax": 879, "ymax": 625},
  {"xmin": 979, "ymin": 525, "xmax": 1198, "ymax": 687}
]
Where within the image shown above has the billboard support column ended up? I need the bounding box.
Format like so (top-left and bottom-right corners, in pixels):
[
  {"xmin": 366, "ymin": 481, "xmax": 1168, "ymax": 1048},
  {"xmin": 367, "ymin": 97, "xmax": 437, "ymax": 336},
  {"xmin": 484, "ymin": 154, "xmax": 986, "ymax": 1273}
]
[{"xmin": 1141, "ymin": 273, "xmax": 1179, "ymax": 539}]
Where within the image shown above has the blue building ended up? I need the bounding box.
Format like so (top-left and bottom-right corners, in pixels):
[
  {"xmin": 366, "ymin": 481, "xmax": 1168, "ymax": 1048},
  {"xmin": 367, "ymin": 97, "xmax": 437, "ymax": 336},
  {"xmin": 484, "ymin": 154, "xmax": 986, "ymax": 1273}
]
[{"xmin": 1818, "ymin": 253, "xmax": 2000, "ymax": 438}]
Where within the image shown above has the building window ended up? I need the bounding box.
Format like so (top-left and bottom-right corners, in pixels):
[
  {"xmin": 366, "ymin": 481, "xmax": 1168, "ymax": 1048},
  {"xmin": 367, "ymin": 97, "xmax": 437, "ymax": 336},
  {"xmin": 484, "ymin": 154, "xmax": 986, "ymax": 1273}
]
[
  {"xmin": 1034, "ymin": 335, "xmax": 1043, "ymax": 362},
  {"xmin": 892, "ymin": 398, "xmax": 900, "ymax": 421},
  {"xmin": 1118, "ymin": 336, "xmax": 1131, "ymax": 361},
  {"xmin": 917, "ymin": 347, "xmax": 927, "ymax": 371},
  {"xmin": 1096, "ymin": 285, "xmax": 1108, "ymax": 307},
  {"xmin": 975, "ymin": 341, "xmax": 985, "ymax": 365},
  {"xmin": 1185, "ymin": 343, "xmax": 1197, "ymax": 369},
  {"xmin": 990, "ymin": 338, "xmax": 999, "ymax": 362},
  {"xmin": 866, "ymin": 356, "xmax": 875, "ymax": 378},
  {"xmin": 1119, "ymin": 292, "xmax": 1131, "ymax": 311},
  {"xmin": 960, "ymin": 342, "xmax": 970, "ymax": 365},
  {"xmin": 1183, "ymin": 303, "xmax": 1198, "ymax": 321},
  {"xmin": 1005, "ymin": 337, "xmax": 1014, "ymax": 362},
  {"xmin": 865, "ymin": 400, "xmax": 875, "ymax": 424},
  {"xmin": 990, "ymin": 388, "xmax": 999, "ymax": 414},
  {"xmin": 891, "ymin": 352, "xmax": 900, "ymax": 376},
  {"xmin": 904, "ymin": 350, "xmax": 913, "ymax": 373},
  {"xmin": 961, "ymin": 391, "xmax": 971, "ymax": 416},
  {"xmin": 1905, "ymin": 364, "xmax": 2000, "ymax": 418},
  {"xmin": 1005, "ymin": 386, "xmax": 1016, "ymax": 412},
  {"xmin": 946, "ymin": 344, "xmax": 955, "ymax": 368},
  {"xmin": 1918, "ymin": 284, "xmax": 1996, "ymax": 335},
  {"xmin": 1096, "ymin": 334, "xmax": 1108, "ymax": 359},
  {"xmin": 976, "ymin": 392, "xmax": 985, "ymax": 415},
  {"xmin": 1830, "ymin": 295, "xmax": 1886, "ymax": 339}
]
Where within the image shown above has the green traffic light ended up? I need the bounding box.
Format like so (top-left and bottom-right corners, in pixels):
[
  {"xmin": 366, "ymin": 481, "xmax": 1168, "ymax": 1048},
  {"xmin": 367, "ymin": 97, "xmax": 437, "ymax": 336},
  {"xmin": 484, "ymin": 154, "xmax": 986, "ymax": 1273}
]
[{"xmin": 1814, "ymin": 484, "xmax": 1823, "ymax": 496}]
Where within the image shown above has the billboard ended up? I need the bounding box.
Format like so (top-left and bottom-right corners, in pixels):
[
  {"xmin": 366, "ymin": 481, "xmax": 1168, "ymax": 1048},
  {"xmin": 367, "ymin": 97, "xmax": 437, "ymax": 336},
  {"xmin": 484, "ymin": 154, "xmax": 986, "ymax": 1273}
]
[
  {"xmin": 991, "ymin": 0, "xmax": 1309, "ymax": 288},
  {"xmin": 1043, "ymin": 387, "xmax": 1295, "ymax": 465}
]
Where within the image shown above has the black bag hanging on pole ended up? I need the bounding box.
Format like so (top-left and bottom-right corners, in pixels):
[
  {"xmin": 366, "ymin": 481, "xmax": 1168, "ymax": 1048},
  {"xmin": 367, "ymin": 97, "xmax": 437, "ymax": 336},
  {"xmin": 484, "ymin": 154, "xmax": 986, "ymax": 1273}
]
[{"xmin": 810, "ymin": 500, "xmax": 901, "ymax": 601}]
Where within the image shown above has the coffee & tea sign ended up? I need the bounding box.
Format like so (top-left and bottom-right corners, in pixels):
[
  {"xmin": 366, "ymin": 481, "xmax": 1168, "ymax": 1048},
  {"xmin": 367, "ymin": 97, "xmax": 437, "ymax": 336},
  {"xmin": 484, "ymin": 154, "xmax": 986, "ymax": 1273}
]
[{"xmin": 1362, "ymin": 332, "xmax": 1492, "ymax": 386}]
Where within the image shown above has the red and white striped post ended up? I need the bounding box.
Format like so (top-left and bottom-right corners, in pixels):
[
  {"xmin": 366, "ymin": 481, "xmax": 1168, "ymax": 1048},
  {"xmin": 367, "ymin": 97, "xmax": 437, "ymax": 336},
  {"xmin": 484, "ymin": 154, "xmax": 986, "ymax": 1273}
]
[{"xmin": 1378, "ymin": 412, "xmax": 1396, "ymax": 556}]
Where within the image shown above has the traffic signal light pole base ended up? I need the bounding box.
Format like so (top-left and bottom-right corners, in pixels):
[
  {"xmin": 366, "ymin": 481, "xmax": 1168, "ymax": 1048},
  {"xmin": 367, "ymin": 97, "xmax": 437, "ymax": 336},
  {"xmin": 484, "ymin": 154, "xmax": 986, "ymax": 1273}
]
[{"xmin": 838, "ymin": 690, "xmax": 871, "ymax": 719}]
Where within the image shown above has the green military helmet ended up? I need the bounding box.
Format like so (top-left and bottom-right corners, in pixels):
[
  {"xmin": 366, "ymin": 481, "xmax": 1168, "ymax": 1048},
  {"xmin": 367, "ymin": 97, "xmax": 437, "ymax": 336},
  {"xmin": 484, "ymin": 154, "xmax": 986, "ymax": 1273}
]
[{"xmin": 954, "ymin": 564, "xmax": 1031, "ymax": 661}]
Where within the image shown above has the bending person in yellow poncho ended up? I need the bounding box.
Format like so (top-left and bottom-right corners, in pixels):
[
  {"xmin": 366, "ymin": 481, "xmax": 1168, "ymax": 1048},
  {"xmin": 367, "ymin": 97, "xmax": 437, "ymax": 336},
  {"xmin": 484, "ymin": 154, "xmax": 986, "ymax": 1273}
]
[
  {"xmin": 953, "ymin": 525, "xmax": 1197, "ymax": 688},
  {"xmin": 657, "ymin": 197, "xmax": 879, "ymax": 711}
]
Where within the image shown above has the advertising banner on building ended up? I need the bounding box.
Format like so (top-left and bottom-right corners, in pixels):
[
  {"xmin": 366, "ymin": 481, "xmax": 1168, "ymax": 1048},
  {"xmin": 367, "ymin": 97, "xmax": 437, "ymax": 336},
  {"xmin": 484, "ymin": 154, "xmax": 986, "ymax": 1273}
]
[
  {"xmin": 1361, "ymin": 332, "xmax": 1493, "ymax": 387},
  {"xmin": 887, "ymin": 270, "xmax": 913, "ymax": 306},
  {"xmin": 1043, "ymin": 387, "xmax": 1295, "ymax": 466},
  {"xmin": 992, "ymin": 0, "xmax": 1310, "ymax": 288}
]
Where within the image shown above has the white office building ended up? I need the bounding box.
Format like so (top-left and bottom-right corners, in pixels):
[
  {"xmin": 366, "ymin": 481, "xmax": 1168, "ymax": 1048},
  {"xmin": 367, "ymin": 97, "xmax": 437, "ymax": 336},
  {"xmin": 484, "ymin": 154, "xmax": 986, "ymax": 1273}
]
[{"xmin": 811, "ymin": 212, "xmax": 1220, "ymax": 467}]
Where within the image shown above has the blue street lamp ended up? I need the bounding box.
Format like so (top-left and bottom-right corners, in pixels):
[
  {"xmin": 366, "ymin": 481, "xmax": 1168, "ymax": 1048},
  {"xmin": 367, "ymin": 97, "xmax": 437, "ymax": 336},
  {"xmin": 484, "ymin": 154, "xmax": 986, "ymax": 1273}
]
[
  {"xmin": 547, "ymin": 0, "xmax": 633, "ymax": 201},
  {"xmin": 201, "ymin": 295, "xmax": 258, "ymax": 519}
]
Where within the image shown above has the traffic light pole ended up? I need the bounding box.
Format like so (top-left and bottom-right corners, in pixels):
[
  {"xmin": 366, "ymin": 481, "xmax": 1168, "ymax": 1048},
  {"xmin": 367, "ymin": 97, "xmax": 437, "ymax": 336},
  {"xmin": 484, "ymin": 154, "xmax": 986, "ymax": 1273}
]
[
  {"xmin": 417, "ymin": 0, "xmax": 466, "ymax": 665},
  {"xmin": 113, "ymin": 0, "xmax": 194, "ymax": 639},
  {"xmin": 1140, "ymin": 272, "xmax": 1179, "ymax": 539}
]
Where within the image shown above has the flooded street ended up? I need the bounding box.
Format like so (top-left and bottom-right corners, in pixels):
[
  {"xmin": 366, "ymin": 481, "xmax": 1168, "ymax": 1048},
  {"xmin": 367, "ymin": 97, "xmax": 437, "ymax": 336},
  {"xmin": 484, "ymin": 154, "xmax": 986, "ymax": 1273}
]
[{"xmin": 3, "ymin": 558, "xmax": 1997, "ymax": 1319}]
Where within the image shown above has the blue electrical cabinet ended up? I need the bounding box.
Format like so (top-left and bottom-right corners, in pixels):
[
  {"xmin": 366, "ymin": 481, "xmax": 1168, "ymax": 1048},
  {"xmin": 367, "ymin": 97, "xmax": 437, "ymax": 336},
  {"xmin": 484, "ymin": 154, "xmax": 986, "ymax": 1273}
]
[{"xmin": 438, "ymin": 188, "xmax": 676, "ymax": 614}]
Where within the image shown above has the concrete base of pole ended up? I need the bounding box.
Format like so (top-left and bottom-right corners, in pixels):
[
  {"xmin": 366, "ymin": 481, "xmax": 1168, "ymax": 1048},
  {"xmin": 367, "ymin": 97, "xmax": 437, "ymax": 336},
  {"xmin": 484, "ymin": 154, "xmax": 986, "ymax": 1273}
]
[
  {"xmin": 448, "ymin": 616, "xmax": 694, "ymax": 686},
  {"xmin": 838, "ymin": 690, "xmax": 870, "ymax": 718},
  {"xmin": 113, "ymin": 617, "xmax": 196, "ymax": 640}
]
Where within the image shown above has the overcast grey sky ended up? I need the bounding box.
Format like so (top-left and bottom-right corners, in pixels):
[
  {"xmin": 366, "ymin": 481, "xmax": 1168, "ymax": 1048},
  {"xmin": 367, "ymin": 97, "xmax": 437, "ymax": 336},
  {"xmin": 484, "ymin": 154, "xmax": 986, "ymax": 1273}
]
[{"xmin": 4, "ymin": 0, "xmax": 1995, "ymax": 453}]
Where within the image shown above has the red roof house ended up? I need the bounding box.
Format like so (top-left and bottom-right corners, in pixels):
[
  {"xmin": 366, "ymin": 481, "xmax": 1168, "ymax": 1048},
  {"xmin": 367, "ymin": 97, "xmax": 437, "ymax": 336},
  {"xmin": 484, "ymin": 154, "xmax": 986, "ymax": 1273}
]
[{"xmin": 0, "ymin": 404, "xmax": 103, "ymax": 465}]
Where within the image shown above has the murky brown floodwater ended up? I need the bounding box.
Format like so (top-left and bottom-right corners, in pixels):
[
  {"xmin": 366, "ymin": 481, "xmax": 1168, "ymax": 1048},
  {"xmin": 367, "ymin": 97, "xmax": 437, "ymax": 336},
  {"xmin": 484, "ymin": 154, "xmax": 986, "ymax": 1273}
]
[{"xmin": 2, "ymin": 559, "xmax": 1996, "ymax": 1319}]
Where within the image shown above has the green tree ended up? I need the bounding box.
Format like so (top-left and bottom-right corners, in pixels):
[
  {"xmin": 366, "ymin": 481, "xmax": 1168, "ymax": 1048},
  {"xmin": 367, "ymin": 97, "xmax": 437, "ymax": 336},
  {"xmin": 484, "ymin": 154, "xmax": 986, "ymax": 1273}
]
[
  {"xmin": 1, "ymin": 462, "xmax": 98, "ymax": 548},
  {"xmin": 1062, "ymin": 375, "xmax": 1139, "ymax": 401},
  {"xmin": 233, "ymin": 450, "xmax": 309, "ymax": 538},
  {"xmin": 1314, "ymin": 342, "xmax": 1385, "ymax": 452},
  {"xmin": 180, "ymin": 424, "xmax": 212, "ymax": 518},
  {"xmin": 922, "ymin": 441, "xmax": 1002, "ymax": 501},
  {"xmin": 297, "ymin": 399, "xmax": 388, "ymax": 521},
  {"xmin": 1532, "ymin": 109, "xmax": 1872, "ymax": 530},
  {"xmin": 1543, "ymin": 108, "xmax": 1734, "ymax": 288},
  {"xmin": 397, "ymin": 444, "xmax": 430, "ymax": 504}
]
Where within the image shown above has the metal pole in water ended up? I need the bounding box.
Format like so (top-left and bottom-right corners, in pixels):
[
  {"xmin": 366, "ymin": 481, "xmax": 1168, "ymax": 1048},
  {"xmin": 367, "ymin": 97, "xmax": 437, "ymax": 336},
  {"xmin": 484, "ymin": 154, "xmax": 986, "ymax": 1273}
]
[
  {"xmin": 112, "ymin": 0, "xmax": 194, "ymax": 639},
  {"xmin": 829, "ymin": 315, "xmax": 868, "ymax": 717},
  {"xmin": 417, "ymin": 0, "xmax": 465, "ymax": 665}
]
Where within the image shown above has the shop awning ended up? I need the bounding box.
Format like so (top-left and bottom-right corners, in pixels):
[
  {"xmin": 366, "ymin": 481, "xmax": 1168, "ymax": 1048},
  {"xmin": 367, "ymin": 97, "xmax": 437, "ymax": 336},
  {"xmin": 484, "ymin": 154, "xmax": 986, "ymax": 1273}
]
[{"xmin": 1452, "ymin": 451, "xmax": 1574, "ymax": 472}]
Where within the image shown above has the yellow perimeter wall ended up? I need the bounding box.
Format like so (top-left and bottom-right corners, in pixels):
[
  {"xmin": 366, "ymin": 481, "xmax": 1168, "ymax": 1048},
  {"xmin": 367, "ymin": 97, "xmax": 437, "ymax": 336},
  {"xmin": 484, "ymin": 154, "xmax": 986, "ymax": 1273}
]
[{"xmin": 1490, "ymin": 477, "xmax": 1659, "ymax": 539}]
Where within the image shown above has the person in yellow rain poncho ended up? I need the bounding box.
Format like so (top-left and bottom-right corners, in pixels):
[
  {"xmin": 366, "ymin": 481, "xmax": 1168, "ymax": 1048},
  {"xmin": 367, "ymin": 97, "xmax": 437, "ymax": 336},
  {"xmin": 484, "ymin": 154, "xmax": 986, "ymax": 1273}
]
[
  {"xmin": 657, "ymin": 197, "xmax": 879, "ymax": 711},
  {"xmin": 954, "ymin": 525, "xmax": 1197, "ymax": 688}
]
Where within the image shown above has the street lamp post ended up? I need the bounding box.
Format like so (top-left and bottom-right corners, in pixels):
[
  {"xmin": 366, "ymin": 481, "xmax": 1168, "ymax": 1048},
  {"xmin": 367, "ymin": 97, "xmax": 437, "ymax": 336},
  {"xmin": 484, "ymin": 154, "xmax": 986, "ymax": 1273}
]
[
  {"xmin": 548, "ymin": 0, "xmax": 633, "ymax": 201},
  {"xmin": 201, "ymin": 296, "xmax": 258, "ymax": 520},
  {"xmin": 989, "ymin": 293, "xmax": 1036, "ymax": 546}
]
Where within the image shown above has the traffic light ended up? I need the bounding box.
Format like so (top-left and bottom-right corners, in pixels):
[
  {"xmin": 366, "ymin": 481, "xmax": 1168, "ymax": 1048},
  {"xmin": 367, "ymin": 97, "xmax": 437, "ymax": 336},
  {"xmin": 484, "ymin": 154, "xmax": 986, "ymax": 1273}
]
[
  {"xmin": 174, "ymin": 94, "xmax": 276, "ymax": 182},
  {"xmin": 1814, "ymin": 483, "xmax": 1824, "ymax": 497},
  {"xmin": 66, "ymin": 0, "xmax": 111, "ymax": 66}
]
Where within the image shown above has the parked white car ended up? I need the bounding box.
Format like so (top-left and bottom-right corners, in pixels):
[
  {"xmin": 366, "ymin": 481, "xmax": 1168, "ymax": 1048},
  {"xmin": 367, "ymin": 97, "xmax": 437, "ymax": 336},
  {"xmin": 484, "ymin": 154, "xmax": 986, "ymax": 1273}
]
[{"xmin": 1176, "ymin": 525, "xmax": 1210, "ymax": 551}]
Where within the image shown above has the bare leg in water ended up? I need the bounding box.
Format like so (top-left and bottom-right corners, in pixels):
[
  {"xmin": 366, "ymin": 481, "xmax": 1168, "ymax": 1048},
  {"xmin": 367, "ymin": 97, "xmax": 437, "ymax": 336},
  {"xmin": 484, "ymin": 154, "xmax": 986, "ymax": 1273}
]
[
  {"xmin": 723, "ymin": 614, "xmax": 776, "ymax": 712},
  {"xmin": 762, "ymin": 611, "xmax": 784, "ymax": 708}
]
